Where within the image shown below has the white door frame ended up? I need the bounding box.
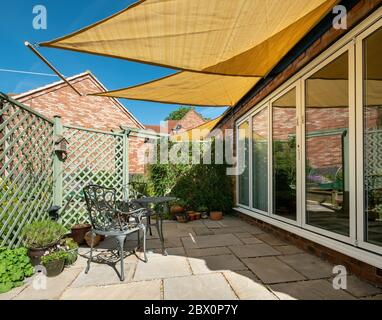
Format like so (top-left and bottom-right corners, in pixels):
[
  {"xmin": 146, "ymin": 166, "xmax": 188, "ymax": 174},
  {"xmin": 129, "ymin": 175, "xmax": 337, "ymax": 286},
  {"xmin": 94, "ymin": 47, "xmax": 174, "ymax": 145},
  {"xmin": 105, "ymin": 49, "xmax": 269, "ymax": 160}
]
[
  {"xmin": 300, "ymin": 43, "xmax": 357, "ymax": 245},
  {"xmin": 355, "ymin": 18, "xmax": 382, "ymax": 255}
]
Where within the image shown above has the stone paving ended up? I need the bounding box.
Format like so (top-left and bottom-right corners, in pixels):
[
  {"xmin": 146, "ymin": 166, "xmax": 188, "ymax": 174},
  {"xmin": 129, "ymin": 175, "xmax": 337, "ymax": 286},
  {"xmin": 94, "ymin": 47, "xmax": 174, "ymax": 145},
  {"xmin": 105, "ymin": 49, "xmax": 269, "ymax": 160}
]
[{"xmin": 1, "ymin": 216, "xmax": 381, "ymax": 300}]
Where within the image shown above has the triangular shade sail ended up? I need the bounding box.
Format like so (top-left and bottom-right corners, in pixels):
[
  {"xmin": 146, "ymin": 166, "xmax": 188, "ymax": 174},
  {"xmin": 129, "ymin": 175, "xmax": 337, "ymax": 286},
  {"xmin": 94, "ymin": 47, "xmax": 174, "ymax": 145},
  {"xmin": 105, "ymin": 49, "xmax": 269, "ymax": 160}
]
[
  {"xmin": 41, "ymin": 0, "xmax": 337, "ymax": 77},
  {"xmin": 171, "ymin": 116, "xmax": 224, "ymax": 141},
  {"xmin": 93, "ymin": 71, "xmax": 260, "ymax": 107}
]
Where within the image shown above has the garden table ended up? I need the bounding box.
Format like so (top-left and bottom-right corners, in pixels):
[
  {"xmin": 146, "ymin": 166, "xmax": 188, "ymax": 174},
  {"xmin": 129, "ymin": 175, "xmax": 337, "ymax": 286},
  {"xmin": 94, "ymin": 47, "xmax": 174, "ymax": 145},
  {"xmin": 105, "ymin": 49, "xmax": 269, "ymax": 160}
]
[{"xmin": 132, "ymin": 196, "xmax": 176, "ymax": 256}]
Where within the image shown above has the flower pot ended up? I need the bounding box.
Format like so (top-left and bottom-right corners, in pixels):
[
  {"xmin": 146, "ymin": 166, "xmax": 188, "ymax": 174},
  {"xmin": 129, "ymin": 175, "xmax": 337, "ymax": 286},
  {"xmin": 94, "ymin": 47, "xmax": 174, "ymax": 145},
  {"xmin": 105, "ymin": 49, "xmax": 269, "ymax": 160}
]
[
  {"xmin": 28, "ymin": 246, "xmax": 53, "ymax": 266},
  {"xmin": 43, "ymin": 259, "xmax": 65, "ymax": 277},
  {"xmin": 84, "ymin": 231, "xmax": 102, "ymax": 247},
  {"xmin": 71, "ymin": 224, "xmax": 91, "ymax": 245},
  {"xmin": 194, "ymin": 212, "xmax": 201, "ymax": 220},
  {"xmin": 170, "ymin": 205, "xmax": 185, "ymax": 215},
  {"xmin": 201, "ymin": 212, "xmax": 209, "ymax": 219},
  {"xmin": 210, "ymin": 211, "xmax": 223, "ymax": 221},
  {"xmin": 176, "ymin": 213, "xmax": 188, "ymax": 223},
  {"xmin": 188, "ymin": 212, "xmax": 196, "ymax": 221}
]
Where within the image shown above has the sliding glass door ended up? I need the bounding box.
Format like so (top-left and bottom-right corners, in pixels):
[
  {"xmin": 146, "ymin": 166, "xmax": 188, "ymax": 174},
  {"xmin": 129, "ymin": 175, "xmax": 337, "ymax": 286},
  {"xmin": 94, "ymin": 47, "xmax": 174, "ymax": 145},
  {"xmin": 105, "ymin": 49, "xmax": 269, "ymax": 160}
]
[
  {"xmin": 238, "ymin": 121, "xmax": 250, "ymax": 207},
  {"xmin": 272, "ymin": 88, "xmax": 297, "ymax": 221},
  {"xmin": 304, "ymin": 51, "xmax": 351, "ymax": 237}
]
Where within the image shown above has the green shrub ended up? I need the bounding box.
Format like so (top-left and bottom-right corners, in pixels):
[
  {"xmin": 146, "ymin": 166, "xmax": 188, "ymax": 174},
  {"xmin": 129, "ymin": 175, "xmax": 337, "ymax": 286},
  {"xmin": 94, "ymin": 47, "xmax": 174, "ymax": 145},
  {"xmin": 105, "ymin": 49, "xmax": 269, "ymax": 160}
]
[
  {"xmin": 41, "ymin": 250, "xmax": 68, "ymax": 265},
  {"xmin": 22, "ymin": 220, "xmax": 68, "ymax": 249},
  {"xmin": 147, "ymin": 140, "xmax": 233, "ymax": 214},
  {"xmin": 58, "ymin": 238, "xmax": 78, "ymax": 265},
  {"xmin": 0, "ymin": 247, "xmax": 34, "ymax": 293}
]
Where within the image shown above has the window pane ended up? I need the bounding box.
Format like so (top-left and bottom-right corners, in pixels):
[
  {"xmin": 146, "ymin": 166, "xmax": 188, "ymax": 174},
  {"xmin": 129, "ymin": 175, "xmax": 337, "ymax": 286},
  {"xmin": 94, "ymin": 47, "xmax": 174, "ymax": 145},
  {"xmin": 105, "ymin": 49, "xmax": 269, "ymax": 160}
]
[
  {"xmin": 272, "ymin": 88, "xmax": 297, "ymax": 220},
  {"xmin": 305, "ymin": 52, "xmax": 349, "ymax": 236},
  {"xmin": 252, "ymin": 108, "xmax": 268, "ymax": 212},
  {"xmin": 238, "ymin": 121, "xmax": 249, "ymax": 206},
  {"xmin": 363, "ymin": 27, "xmax": 382, "ymax": 246}
]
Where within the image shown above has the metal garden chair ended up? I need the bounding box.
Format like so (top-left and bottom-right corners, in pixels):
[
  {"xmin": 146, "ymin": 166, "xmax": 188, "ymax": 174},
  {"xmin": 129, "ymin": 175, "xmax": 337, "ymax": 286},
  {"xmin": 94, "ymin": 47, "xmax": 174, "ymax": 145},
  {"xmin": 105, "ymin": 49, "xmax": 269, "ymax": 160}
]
[{"xmin": 83, "ymin": 185, "xmax": 148, "ymax": 281}]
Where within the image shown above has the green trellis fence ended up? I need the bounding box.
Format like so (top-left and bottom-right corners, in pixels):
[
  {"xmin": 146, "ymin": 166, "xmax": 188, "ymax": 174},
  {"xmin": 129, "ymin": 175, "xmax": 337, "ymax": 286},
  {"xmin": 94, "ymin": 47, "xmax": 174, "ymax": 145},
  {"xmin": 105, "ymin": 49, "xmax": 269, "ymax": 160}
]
[{"xmin": 0, "ymin": 93, "xmax": 131, "ymax": 248}]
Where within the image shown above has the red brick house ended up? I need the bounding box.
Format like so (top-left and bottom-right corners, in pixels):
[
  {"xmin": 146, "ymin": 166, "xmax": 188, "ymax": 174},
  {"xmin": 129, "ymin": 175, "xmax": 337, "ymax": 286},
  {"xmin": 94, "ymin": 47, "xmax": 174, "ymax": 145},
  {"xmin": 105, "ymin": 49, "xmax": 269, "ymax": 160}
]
[
  {"xmin": 214, "ymin": 1, "xmax": 382, "ymax": 285},
  {"xmin": 145, "ymin": 109, "xmax": 206, "ymax": 135},
  {"xmin": 13, "ymin": 71, "xmax": 145, "ymax": 174}
]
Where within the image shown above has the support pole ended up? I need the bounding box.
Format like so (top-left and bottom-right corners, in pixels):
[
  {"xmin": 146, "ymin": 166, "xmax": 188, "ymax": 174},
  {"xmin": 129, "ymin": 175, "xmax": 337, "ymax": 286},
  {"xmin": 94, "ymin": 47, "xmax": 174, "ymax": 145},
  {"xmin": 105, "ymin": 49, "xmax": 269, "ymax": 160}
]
[
  {"xmin": 122, "ymin": 131, "xmax": 130, "ymax": 202},
  {"xmin": 53, "ymin": 116, "xmax": 64, "ymax": 209}
]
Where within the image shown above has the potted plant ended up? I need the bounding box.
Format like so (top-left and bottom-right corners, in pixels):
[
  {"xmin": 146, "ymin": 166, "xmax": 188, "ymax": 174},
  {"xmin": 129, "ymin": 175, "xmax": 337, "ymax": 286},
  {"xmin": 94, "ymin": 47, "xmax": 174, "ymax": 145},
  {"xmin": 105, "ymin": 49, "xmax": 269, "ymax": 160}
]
[
  {"xmin": 170, "ymin": 200, "xmax": 186, "ymax": 220},
  {"xmin": 84, "ymin": 231, "xmax": 102, "ymax": 248},
  {"xmin": 58, "ymin": 238, "xmax": 79, "ymax": 266},
  {"xmin": 71, "ymin": 217, "xmax": 91, "ymax": 245},
  {"xmin": 197, "ymin": 206, "xmax": 209, "ymax": 219},
  {"xmin": 41, "ymin": 250, "xmax": 68, "ymax": 277},
  {"xmin": 210, "ymin": 211, "xmax": 223, "ymax": 221},
  {"xmin": 22, "ymin": 220, "xmax": 68, "ymax": 266}
]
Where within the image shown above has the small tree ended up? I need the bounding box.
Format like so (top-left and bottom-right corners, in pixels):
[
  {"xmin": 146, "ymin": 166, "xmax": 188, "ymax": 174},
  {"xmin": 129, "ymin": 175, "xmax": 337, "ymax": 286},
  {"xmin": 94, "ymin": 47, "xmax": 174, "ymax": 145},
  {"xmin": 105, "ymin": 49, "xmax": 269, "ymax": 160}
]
[{"xmin": 165, "ymin": 106, "xmax": 193, "ymax": 121}]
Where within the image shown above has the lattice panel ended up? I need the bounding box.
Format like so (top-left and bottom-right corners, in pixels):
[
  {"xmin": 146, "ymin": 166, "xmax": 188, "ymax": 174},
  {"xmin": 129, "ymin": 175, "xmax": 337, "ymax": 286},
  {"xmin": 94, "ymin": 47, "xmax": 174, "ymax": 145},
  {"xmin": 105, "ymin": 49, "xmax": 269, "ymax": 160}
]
[
  {"xmin": 0, "ymin": 95, "xmax": 54, "ymax": 248},
  {"xmin": 61, "ymin": 126, "xmax": 124, "ymax": 227},
  {"xmin": 365, "ymin": 129, "xmax": 382, "ymax": 191}
]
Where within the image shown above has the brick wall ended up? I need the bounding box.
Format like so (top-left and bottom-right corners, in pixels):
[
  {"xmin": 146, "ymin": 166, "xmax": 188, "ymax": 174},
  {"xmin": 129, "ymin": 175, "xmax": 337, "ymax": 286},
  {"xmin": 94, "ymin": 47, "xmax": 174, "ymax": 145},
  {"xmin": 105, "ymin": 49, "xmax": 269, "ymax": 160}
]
[
  {"xmin": 14, "ymin": 72, "xmax": 145, "ymax": 174},
  {"xmin": 176, "ymin": 109, "xmax": 206, "ymax": 133}
]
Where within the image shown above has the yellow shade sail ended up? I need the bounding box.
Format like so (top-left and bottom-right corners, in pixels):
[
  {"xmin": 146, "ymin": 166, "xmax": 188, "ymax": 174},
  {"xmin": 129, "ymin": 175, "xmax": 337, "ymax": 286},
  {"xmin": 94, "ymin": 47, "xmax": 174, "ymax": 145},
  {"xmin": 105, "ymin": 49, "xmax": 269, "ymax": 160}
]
[
  {"xmin": 172, "ymin": 116, "xmax": 224, "ymax": 141},
  {"xmin": 41, "ymin": 0, "xmax": 337, "ymax": 77},
  {"xmin": 94, "ymin": 71, "xmax": 260, "ymax": 107}
]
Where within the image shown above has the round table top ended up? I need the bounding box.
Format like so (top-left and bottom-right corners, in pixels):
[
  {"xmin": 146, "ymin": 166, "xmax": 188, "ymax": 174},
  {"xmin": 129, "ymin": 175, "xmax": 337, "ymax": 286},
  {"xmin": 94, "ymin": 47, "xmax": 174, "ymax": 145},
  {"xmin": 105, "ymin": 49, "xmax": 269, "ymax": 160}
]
[{"xmin": 133, "ymin": 196, "xmax": 177, "ymax": 204}]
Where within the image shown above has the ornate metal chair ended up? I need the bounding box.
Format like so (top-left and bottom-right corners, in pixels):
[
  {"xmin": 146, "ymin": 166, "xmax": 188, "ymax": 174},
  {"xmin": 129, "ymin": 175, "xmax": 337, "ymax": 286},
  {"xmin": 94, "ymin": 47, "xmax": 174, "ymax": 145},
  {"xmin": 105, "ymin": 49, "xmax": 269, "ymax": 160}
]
[{"xmin": 83, "ymin": 185, "xmax": 148, "ymax": 281}]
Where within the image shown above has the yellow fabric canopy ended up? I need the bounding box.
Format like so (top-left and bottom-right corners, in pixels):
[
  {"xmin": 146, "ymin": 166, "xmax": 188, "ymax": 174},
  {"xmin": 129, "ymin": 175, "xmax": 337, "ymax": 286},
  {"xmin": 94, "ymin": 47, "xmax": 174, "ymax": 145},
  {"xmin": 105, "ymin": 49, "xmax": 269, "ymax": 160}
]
[
  {"xmin": 41, "ymin": 0, "xmax": 337, "ymax": 77},
  {"xmin": 172, "ymin": 116, "xmax": 224, "ymax": 141},
  {"xmin": 94, "ymin": 72, "xmax": 260, "ymax": 107}
]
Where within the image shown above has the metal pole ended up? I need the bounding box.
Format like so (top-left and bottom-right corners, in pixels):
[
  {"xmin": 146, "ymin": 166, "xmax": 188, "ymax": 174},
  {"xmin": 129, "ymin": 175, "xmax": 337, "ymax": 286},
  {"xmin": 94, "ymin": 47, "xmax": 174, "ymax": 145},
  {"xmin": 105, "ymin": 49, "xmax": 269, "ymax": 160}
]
[
  {"xmin": 24, "ymin": 41, "xmax": 82, "ymax": 96},
  {"xmin": 122, "ymin": 131, "xmax": 130, "ymax": 202},
  {"xmin": 53, "ymin": 116, "xmax": 64, "ymax": 209}
]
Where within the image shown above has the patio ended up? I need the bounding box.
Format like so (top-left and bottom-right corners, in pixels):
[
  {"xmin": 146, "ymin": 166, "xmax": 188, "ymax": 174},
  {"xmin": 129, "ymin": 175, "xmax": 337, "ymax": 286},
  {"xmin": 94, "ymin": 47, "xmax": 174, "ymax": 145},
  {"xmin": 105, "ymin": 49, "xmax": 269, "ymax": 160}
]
[{"xmin": 2, "ymin": 216, "xmax": 381, "ymax": 300}]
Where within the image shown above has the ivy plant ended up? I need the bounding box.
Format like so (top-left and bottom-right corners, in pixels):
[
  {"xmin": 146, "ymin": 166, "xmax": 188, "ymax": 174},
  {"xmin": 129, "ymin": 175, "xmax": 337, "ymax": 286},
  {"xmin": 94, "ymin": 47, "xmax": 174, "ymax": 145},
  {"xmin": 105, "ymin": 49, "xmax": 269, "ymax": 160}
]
[{"xmin": 0, "ymin": 247, "xmax": 34, "ymax": 293}]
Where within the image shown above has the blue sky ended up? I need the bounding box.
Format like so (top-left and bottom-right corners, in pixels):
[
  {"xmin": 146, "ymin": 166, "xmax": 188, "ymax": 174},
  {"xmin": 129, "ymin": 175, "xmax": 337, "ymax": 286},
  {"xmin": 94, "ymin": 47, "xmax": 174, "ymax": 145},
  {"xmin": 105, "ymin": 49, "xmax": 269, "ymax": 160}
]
[{"xmin": 0, "ymin": 0, "xmax": 226, "ymax": 124}]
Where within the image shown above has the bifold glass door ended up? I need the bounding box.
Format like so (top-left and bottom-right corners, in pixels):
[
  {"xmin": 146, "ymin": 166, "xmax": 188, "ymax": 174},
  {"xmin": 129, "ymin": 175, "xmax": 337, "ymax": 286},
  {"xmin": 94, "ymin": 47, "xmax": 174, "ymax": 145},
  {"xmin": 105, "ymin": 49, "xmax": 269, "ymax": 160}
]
[
  {"xmin": 304, "ymin": 52, "xmax": 351, "ymax": 237},
  {"xmin": 238, "ymin": 121, "xmax": 250, "ymax": 207}
]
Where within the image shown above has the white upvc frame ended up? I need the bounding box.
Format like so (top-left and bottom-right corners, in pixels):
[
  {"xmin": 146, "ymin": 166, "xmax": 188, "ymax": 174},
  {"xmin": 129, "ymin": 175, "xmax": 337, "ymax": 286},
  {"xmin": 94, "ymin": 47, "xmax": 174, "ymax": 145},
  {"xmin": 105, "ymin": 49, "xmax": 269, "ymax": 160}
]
[
  {"xmin": 269, "ymin": 83, "xmax": 302, "ymax": 227},
  {"xmin": 234, "ymin": 6, "xmax": 382, "ymax": 262},
  {"xmin": 355, "ymin": 17, "xmax": 382, "ymax": 255},
  {"xmin": 300, "ymin": 43, "xmax": 357, "ymax": 245}
]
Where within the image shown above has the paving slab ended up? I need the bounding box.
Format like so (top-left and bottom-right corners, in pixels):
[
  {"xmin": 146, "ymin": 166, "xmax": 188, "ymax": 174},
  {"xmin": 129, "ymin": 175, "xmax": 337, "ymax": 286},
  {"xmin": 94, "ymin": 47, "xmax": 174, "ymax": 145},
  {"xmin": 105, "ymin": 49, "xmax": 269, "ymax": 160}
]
[
  {"xmin": 192, "ymin": 226, "xmax": 214, "ymax": 236},
  {"xmin": 181, "ymin": 234, "xmax": 242, "ymax": 249},
  {"xmin": 255, "ymin": 233, "xmax": 287, "ymax": 246},
  {"xmin": 186, "ymin": 247, "xmax": 231, "ymax": 258},
  {"xmin": 202, "ymin": 220, "xmax": 222, "ymax": 229},
  {"xmin": 363, "ymin": 294, "xmax": 382, "ymax": 300},
  {"xmin": 60, "ymin": 280, "xmax": 161, "ymax": 300},
  {"xmin": 241, "ymin": 237, "xmax": 264, "ymax": 245},
  {"xmin": 188, "ymin": 254, "xmax": 247, "ymax": 275},
  {"xmin": 337, "ymin": 275, "xmax": 382, "ymax": 298},
  {"xmin": 218, "ymin": 219, "xmax": 250, "ymax": 228},
  {"xmin": 234, "ymin": 232, "xmax": 256, "ymax": 239},
  {"xmin": 164, "ymin": 274, "xmax": 238, "ymax": 300},
  {"xmin": 276, "ymin": 245, "xmax": 304, "ymax": 255},
  {"xmin": 270, "ymin": 279, "xmax": 356, "ymax": 300},
  {"xmin": 279, "ymin": 253, "xmax": 333, "ymax": 279},
  {"xmin": 240, "ymin": 225, "xmax": 266, "ymax": 235},
  {"xmin": 243, "ymin": 257, "xmax": 306, "ymax": 284},
  {"xmin": 213, "ymin": 227, "xmax": 249, "ymax": 235},
  {"xmin": 0, "ymin": 282, "xmax": 29, "ymax": 300},
  {"xmin": 229, "ymin": 244, "xmax": 281, "ymax": 258},
  {"xmin": 70, "ymin": 262, "xmax": 136, "ymax": 287},
  {"xmin": 145, "ymin": 247, "xmax": 186, "ymax": 258},
  {"xmin": 223, "ymin": 271, "xmax": 277, "ymax": 300},
  {"xmin": 14, "ymin": 267, "xmax": 82, "ymax": 300},
  {"xmin": 134, "ymin": 255, "xmax": 191, "ymax": 281}
]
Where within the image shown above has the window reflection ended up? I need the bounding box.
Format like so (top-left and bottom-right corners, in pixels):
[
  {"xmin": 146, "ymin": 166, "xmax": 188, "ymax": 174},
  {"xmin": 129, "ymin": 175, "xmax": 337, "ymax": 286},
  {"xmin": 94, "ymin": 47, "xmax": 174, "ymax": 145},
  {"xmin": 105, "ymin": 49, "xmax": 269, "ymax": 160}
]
[
  {"xmin": 363, "ymin": 27, "xmax": 382, "ymax": 246},
  {"xmin": 252, "ymin": 108, "xmax": 268, "ymax": 212},
  {"xmin": 272, "ymin": 88, "xmax": 297, "ymax": 220},
  {"xmin": 238, "ymin": 121, "xmax": 249, "ymax": 206},
  {"xmin": 305, "ymin": 52, "xmax": 350, "ymax": 236}
]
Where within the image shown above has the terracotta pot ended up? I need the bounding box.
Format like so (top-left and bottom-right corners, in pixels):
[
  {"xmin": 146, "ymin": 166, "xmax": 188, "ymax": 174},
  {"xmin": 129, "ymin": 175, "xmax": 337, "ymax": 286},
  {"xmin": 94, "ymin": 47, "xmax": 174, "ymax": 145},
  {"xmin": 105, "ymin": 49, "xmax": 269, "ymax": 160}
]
[
  {"xmin": 71, "ymin": 224, "xmax": 91, "ymax": 245},
  {"xmin": 170, "ymin": 205, "xmax": 185, "ymax": 215},
  {"xmin": 176, "ymin": 213, "xmax": 188, "ymax": 223},
  {"xmin": 188, "ymin": 213, "xmax": 196, "ymax": 221},
  {"xmin": 28, "ymin": 246, "xmax": 53, "ymax": 266},
  {"xmin": 43, "ymin": 259, "xmax": 65, "ymax": 277},
  {"xmin": 84, "ymin": 231, "xmax": 102, "ymax": 247},
  {"xmin": 194, "ymin": 212, "xmax": 201, "ymax": 220},
  {"xmin": 210, "ymin": 211, "xmax": 223, "ymax": 221}
]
